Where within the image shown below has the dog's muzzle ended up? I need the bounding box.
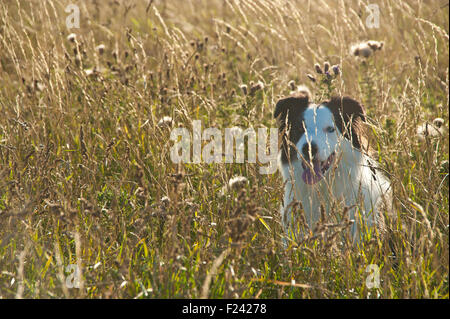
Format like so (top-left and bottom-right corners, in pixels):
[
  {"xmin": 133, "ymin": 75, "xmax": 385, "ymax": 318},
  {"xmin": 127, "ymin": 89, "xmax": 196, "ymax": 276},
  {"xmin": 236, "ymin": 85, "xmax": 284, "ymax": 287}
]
[{"xmin": 301, "ymin": 152, "xmax": 336, "ymax": 185}]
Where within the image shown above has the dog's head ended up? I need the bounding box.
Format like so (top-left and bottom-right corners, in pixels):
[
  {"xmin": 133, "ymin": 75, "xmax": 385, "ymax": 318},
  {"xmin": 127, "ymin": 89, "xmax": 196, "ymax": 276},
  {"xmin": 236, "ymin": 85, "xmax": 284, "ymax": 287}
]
[{"xmin": 274, "ymin": 94, "xmax": 366, "ymax": 185}]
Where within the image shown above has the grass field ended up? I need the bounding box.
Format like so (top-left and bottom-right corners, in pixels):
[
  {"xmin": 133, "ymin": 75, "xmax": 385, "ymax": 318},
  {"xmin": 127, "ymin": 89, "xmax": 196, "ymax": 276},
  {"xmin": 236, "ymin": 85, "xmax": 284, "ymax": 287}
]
[{"xmin": 0, "ymin": 0, "xmax": 448, "ymax": 298}]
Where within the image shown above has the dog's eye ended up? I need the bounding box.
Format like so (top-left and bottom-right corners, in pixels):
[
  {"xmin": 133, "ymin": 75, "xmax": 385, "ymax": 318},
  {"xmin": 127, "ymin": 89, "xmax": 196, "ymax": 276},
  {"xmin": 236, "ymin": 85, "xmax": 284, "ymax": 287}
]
[{"xmin": 325, "ymin": 126, "xmax": 335, "ymax": 133}]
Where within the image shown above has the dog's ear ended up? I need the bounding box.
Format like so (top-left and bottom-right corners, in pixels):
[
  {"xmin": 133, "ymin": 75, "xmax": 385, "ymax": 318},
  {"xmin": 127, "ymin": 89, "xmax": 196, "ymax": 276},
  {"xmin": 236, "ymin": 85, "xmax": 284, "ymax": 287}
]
[
  {"xmin": 326, "ymin": 96, "xmax": 366, "ymax": 149},
  {"xmin": 274, "ymin": 95, "xmax": 309, "ymax": 126},
  {"xmin": 274, "ymin": 95, "xmax": 309, "ymax": 164}
]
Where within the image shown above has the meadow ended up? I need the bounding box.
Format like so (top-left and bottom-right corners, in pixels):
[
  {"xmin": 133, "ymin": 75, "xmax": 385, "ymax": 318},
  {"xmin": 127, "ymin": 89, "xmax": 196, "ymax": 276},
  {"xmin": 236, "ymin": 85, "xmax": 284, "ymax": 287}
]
[{"xmin": 0, "ymin": 0, "xmax": 448, "ymax": 298}]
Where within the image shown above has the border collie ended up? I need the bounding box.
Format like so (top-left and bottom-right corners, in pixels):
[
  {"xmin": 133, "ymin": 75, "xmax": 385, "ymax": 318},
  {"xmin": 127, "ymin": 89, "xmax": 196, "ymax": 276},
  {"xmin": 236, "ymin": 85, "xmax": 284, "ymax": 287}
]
[{"xmin": 274, "ymin": 93, "xmax": 391, "ymax": 244}]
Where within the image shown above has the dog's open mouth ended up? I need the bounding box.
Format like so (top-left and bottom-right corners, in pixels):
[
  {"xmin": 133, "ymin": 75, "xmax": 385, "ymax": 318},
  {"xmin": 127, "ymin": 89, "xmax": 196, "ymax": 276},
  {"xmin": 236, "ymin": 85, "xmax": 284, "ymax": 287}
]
[{"xmin": 301, "ymin": 152, "xmax": 335, "ymax": 185}]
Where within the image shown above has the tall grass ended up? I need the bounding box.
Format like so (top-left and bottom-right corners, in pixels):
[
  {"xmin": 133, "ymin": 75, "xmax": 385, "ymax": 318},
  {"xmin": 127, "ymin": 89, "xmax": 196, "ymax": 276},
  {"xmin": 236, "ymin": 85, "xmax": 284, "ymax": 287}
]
[{"xmin": 0, "ymin": 0, "xmax": 448, "ymax": 298}]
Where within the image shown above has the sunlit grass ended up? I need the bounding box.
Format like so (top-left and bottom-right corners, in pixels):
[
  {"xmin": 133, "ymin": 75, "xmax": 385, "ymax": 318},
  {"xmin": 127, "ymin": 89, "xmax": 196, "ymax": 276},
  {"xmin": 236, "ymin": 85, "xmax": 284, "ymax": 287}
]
[{"xmin": 0, "ymin": 0, "xmax": 448, "ymax": 298}]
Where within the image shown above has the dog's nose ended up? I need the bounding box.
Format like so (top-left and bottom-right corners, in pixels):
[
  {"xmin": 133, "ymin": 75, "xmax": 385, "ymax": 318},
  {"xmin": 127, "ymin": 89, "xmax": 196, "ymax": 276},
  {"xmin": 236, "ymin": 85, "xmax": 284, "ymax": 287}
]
[{"xmin": 302, "ymin": 142, "xmax": 318, "ymax": 161}]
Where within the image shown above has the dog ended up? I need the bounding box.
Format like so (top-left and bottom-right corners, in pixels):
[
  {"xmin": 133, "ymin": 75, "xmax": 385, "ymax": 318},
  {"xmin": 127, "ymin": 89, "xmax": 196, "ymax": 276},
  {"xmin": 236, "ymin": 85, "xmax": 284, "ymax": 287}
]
[{"xmin": 274, "ymin": 93, "xmax": 392, "ymax": 245}]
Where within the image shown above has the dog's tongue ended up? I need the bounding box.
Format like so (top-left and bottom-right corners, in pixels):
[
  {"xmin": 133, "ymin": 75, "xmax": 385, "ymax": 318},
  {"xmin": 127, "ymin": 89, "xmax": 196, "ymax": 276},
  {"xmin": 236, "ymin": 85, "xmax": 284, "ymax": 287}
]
[{"xmin": 302, "ymin": 160, "xmax": 323, "ymax": 185}]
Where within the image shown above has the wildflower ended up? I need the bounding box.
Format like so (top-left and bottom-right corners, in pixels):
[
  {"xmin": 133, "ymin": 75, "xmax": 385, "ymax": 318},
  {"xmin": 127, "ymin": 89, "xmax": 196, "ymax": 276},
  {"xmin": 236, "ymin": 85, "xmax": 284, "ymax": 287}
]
[
  {"xmin": 332, "ymin": 64, "xmax": 340, "ymax": 76},
  {"xmin": 324, "ymin": 61, "xmax": 330, "ymax": 73}
]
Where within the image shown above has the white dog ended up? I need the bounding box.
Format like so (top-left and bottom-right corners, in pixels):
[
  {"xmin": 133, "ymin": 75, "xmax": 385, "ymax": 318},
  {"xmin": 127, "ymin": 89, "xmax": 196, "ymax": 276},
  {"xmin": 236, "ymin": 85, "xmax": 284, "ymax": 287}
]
[{"xmin": 274, "ymin": 93, "xmax": 391, "ymax": 244}]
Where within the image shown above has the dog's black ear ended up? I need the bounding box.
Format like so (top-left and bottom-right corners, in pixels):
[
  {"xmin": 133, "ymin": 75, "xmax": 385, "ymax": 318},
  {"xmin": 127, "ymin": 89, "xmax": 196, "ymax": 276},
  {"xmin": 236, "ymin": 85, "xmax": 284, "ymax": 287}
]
[
  {"xmin": 328, "ymin": 96, "xmax": 366, "ymax": 122},
  {"xmin": 274, "ymin": 95, "xmax": 309, "ymax": 164},
  {"xmin": 274, "ymin": 95, "xmax": 309, "ymax": 125},
  {"xmin": 326, "ymin": 96, "xmax": 366, "ymax": 149}
]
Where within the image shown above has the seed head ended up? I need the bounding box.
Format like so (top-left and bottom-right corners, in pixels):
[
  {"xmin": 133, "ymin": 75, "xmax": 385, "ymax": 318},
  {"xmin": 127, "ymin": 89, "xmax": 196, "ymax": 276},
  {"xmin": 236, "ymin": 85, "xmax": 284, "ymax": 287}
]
[
  {"xmin": 250, "ymin": 80, "xmax": 264, "ymax": 94},
  {"xmin": 228, "ymin": 176, "xmax": 248, "ymax": 190},
  {"xmin": 433, "ymin": 117, "xmax": 444, "ymax": 128},
  {"xmin": 351, "ymin": 42, "xmax": 373, "ymax": 58},
  {"xmin": 314, "ymin": 63, "xmax": 323, "ymax": 74},
  {"xmin": 296, "ymin": 85, "xmax": 311, "ymax": 98},
  {"xmin": 67, "ymin": 33, "xmax": 77, "ymax": 43},
  {"xmin": 288, "ymin": 80, "xmax": 296, "ymax": 91},
  {"xmin": 306, "ymin": 74, "xmax": 316, "ymax": 83},
  {"xmin": 95, "ymin": 44, "xmax": 105, "ymax": 55},
  {"xmin": 34, "ymin": 80, "xmax": 45, "ymax": 92},
  {"xmin": 351, "ymin": 40, "xmax": 384, "ymax": 58},
  {"xmin": 161, "ymin": 196, "xmax": 170, "ymax": 208},
  {"xmin": 157, "ymin": 116, "xmax": 174, "ymax": 128},
  {"xmin": 417, "ymin": 119, "xmax": 447, "ymax": 140},
  {"xmin": 84, "ymin": 69, "xmax": 95, "ymax": 77},
  {"xmin": 239, "ymin": 84, "xmax": 248, "ymax": 95},
  {"xmin": 367, "ymin": 40, "xmax": 384, "ymax": 51}
]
